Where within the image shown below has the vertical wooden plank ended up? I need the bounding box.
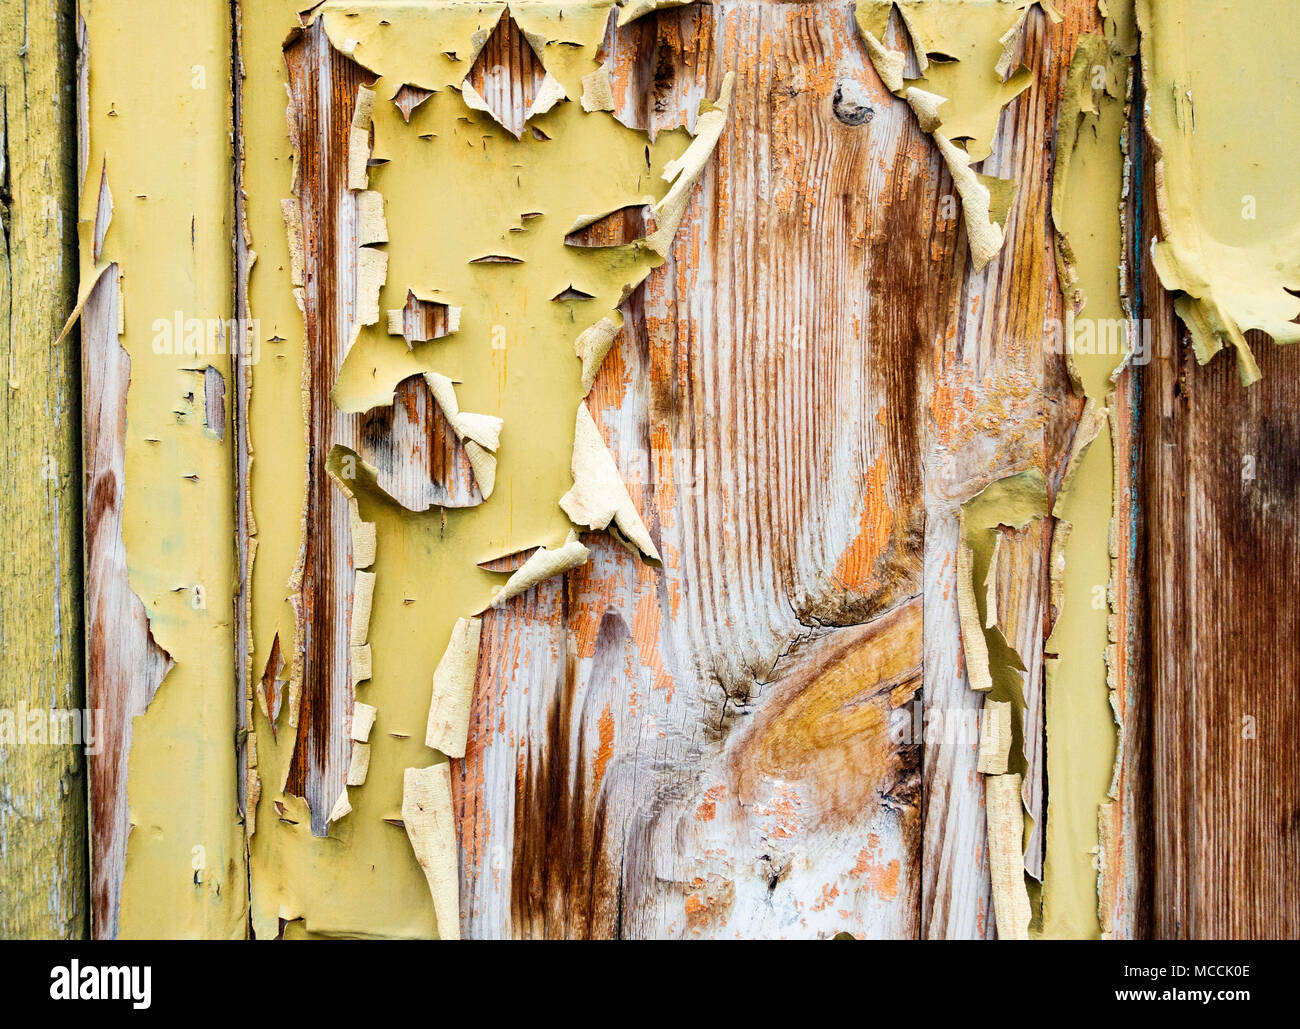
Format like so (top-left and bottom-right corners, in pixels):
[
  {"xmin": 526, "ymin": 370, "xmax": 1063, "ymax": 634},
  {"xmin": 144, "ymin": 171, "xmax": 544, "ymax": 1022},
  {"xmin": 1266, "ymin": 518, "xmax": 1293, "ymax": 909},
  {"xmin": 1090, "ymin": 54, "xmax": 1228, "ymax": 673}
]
[
  {"xmin": 1187, "ymin": 340, "xmax": 1300, "ymax": 938},
  {"xmin": 1141, "ymin": 212, "xmax": 1300, "ymax": 941},
  {"xmin": 0, "ymin": 0, "xmax": 85, "ymax": 939},
  {"xmin": 79, "ymin": 0, "xmax": 244, "ymax": 938},
  {"xmin": 1139, "ymin": 146, "xmax": 1192, "ymax": 937},
  {"xmin": 1097, "ymin": 85, "xmax": 1151, "ymax": 941},
  {"xmin": 456, "ymin": 0, "xmax": 927, "ymax": 939},
  {"xmin": 1137, "ymin": 3, "xmax": 1300, "ymax": 940},
  {"xmin": 915, "ymin": 2, "xmax": 1089, "ymax": 937},
  {"xmin": 278, "ymin": 21, "xmax": 372, "ymax": 837}
]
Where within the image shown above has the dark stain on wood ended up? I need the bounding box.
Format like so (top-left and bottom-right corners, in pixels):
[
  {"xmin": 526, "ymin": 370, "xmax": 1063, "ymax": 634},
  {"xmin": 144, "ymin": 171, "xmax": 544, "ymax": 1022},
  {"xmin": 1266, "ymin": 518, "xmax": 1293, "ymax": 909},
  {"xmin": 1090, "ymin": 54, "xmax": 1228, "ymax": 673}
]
[
  {"xmin": 565, "ymin": 206, "xmax": 651, "ymax": 248},
  {"xmin": 1139, "ymin": 92, "xmax": 1300, "ymax": 934},
  {"xmin": 465, "ymin": 8, "xmax": 546, "ymax": 139},
  {"xmin": 83, "ymin": 273, "xmax": 173, "ymax": 937},
  {"xmin": 1142, "ymin": 313, "xmax": 1300, "ymax": 937},
  {"xmin": 359, "ymin": 374, "xmax": 482, "ymax": 510},
  {"xmin": 393, "ymin": 290, "xmax": 456, "ymax": 346},
  {"xmin": 282, "ymin": 25, "xmax": 372, "ymax": 821},
  {"xmin": 509, "ymin": 609, "xmax": 625, "ymax": 939}
]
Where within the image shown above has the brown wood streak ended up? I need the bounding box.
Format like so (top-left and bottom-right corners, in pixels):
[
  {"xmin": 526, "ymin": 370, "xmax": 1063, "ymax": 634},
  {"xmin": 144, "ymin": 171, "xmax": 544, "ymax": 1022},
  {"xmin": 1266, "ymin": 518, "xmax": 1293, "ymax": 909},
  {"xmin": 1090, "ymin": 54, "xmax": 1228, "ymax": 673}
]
[
  {"xmin": 1139, "ymin": 149, "xmax": 1299, "ymax": 939},
  {"xmin": 1102, "ymin": 358, "xmax": 1148, "ymax": 939},
  {"xmin": 360, "ymin": 376, "xmax": 481, "ymax": 511},
  {"xmin": 282, "ymin": 23, "xmax": 371, "ymax": 831},
  {"xmin": 233, "ymin": 0, "xmax": 255, "ymax": 818},
  {"xmin": 507, "ymin": 584, "xmax": 619, "ymax": 939},
  {"xmin": 1140, "ymin": 133, "xmax": 1192, "ymax": 937},
  {"xmin": 566, "ymin": 206, "xmax": 650, "ymax": 248},
  {"xmin": 257, "ymin": 0, "xmax": 1156, "ymax": 939},
  {"xmin": 281, "ymin": 20, "xmax": 484, "ymax": 836},
  {"xmin": 452, "ymin": 1, "xmax": 928, "ymax": 938},
  {"xmin": 394, "ymin": 292, "xmax": 456, "ymax": 343},
  {"xmin": 465, "ymin": 8, "xmax": 545, "ymax": 138},
  {"xmin": 82, "ymin": 268, "xmax": 172, "ymax": 938}
]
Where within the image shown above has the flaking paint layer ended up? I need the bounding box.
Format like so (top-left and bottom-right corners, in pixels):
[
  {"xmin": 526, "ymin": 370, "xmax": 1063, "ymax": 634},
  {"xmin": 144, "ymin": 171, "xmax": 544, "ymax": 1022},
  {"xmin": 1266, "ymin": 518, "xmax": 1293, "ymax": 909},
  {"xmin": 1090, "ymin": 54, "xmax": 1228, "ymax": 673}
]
[
  {"xmin": 79, "ymin": 0, "xmax": 246, "ymax": 938},
  {"xmin": 1040, "ymin": 0, "xmax": 1135, "ymax": 940},
  {"xmin": 855, "ymin": 0, "xmax": 1061, "ymax": 269},
  {"xmin": 1138, "ymin": 0, "xmax": 1300, "ymax": 385},
  {"xmin": 243, "ymin": 0, "xmax": 730, "ymax": 938}
]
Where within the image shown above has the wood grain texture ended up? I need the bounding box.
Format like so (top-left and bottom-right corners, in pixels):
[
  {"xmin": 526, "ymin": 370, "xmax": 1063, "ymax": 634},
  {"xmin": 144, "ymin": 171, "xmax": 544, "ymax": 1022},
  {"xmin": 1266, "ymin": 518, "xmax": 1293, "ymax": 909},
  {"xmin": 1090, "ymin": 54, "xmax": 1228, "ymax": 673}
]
[
  {"xmin": 437, "ymin": 0, "xmax": 1144, "ymax": 940},
  {"xmin": 279, "ymin": 23, "xmax": 369, "ymax": 834},
  {"xmin": 1101, "ymin": 360, "xmax": 1148, "ymax": 939},
  {"xmin": 80, "ymin": 265, "xmax": 174, "ymax": 939},
  {"xmin": 0, "ymin": 0, "xmax": 85, "ymax": 939},
  {"xmin": 277, "ymin": 20, "xmax": 490, "ymax": 838},
  {"xmin": 50, "ymin": 0, "xmax": 1252, "ymax": 940},
  {"xmin": 914, "ymin": 1, "xmax": 1088, "ymax": 937},
  {"xmin": 451, "ymin": 1, "xmax": 928, "ymax": 938},
  {"xmin": 1140, "ymin": 144, "xmax": 1300, "ymax": 940}
]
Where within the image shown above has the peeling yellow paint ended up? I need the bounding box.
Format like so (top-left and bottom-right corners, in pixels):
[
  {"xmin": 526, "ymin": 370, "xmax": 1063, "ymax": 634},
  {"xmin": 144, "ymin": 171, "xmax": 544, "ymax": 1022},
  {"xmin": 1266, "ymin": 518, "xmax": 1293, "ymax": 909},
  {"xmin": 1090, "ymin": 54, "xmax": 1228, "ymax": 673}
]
[
  {"xmin": 956, "ymin": 469, "xmax": 1047, "ymax": 939},
  {"xmin": 1138, "ymin": 0, "xmax": 1300, "ymax": 385},
  {"xmin": 79, "ymin": 0, "xmax": 245, "ymax": 938},
  {"xmin": 243, "ymin": 0, "xmax": 730, "ymax": 938},
  {"xmin": 1040, "ymin": 2, "xmax": 1134, "ymax": 941},
  {"xmin": 424, "ymin": 617, "xmax": 482, "ymax": 759},
  {"xmin": 561, "ymin": 403, "xmax": 660, "ymax": 560},
  {"xmin": 855, "ymin": 0, "xmax": 1060, "ymax": 269}
]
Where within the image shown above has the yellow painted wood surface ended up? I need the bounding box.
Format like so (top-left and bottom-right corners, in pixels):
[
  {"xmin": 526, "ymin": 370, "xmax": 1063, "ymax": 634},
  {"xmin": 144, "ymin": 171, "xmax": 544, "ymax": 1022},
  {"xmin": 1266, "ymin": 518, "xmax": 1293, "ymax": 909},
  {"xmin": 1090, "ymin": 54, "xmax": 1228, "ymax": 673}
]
[
  {"xmin": 0, "ymin": 0, "xmax": 85, "ymax": 939},
  {"xmin": 10, "ymin": 0, "xmax": 1295, "ymax": 941},
  {"xmin": 78, "ymin": 0, "xmax": 245, "ymax": 938}
]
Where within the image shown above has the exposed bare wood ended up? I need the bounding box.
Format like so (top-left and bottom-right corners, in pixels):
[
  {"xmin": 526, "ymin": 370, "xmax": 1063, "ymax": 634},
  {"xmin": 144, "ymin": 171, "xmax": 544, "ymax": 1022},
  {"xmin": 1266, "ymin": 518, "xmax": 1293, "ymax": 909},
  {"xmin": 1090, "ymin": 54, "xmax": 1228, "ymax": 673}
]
[
  {"xmin": 280, "ymin": 25, "xmax": 376, "ymax": 833},
  {"xmin": 32, "ymin": 0, "xmax": 1292, "ymax": 943},
  {"xmin": 1140, "ymin": 151, "xmax": 1300, "ymax": 940},
  {"xmin": 451, "ymin": 0, "xmax": 930, "ymax": 939}
]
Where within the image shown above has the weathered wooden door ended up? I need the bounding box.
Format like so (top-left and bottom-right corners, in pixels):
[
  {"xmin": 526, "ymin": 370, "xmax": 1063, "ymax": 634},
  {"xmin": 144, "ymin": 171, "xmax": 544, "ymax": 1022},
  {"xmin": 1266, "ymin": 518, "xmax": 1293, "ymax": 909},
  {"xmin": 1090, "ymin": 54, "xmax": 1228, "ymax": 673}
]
[{"xmin": 3, "ymin": 0, "xmax": 1296, "ymax": 941}]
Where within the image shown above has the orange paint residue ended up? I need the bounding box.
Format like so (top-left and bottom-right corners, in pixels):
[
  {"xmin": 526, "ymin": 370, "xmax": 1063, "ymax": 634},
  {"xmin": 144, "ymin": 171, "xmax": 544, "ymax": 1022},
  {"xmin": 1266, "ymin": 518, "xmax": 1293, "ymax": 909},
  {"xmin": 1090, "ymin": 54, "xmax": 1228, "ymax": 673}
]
[
  {"xmin": 694, "ymin": 783, "xmax": 727, "ymax": 822},
  {"xmin": 649, "ymin": 422, "xmax": 677, "ymax": 529},
  {"xmin": 928, "ymin": 378, "xmax": 977, "ymax": 444},
  {"xmin": 682, "ymin": 874, "xmax": 734, "ymax": 934},
  {"xmin": 567, "ymin": 553, "xmax": 618, "ymax": 660},
  {"xmin": 592, "ymin": 704, "xmax": 615, "ymax": 786},
  {"xmin": 849, "ymin": 835, "xmax": 901, "ymax": 902},
  {"xmin": 684, "ymin": 890, "xmax": 707, "ymax": 928},
  {"xmin": 632, "ymin": 585, "xmax": 675, "ymax": 701},
  {"xmin": 811, "ymin": 882, "xmax": 842, "ymax": 912},
  {"xmin": 928, "ymin": 340, "xmax": 1044, "ymax": 457},
  {"xmin": 587, "ymin": 338, "xmax": 629, "ymax": 418},
  {"xmin": 832, "ymin": 451, "xmax": 893, "ymax": 590},
  {"xmin": 754, "ymin": 783, "xmax": 804, "ymax": 841}
]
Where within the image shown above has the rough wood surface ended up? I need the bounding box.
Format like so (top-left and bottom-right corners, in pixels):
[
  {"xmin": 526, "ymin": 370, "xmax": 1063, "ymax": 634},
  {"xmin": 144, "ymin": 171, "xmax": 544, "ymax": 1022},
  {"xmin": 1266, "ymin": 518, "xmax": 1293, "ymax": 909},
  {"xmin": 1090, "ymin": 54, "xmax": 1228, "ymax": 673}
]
[
  {"xmin": 1140, "ymin": 148, "xmax": 1300, "ymax": 940},
  {"xmin": 276, "ymin": 25, "xmax": 490, "ymax": 838},
  {"xmin": 910, "ymin": 2, "xmax": 1097, "ymax": 937},
  {"xmin": 0, "ymin": 0, "xmax": 85, "ymax": 940},
  {"xmin": 258, "ymin": 0, "xmax": 1143, "ymax": 940},
  {"xmin": 1101, "ymin": 110, "xmax": 1149, "ymax": 936},
  {"xmin": 448, "ymin": 1, "xmax": 927, "ymax": 939},
  {"xmin": 81, "ymin": 265, "xmax": 174, "ymax": 939},
  {"xmin": 43, "ymin": 0, "xmax": 1296, "ymax": 941},
  {"xmin": 279, "ymin": 23, "xmax": 373, "ymax": 836}
]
